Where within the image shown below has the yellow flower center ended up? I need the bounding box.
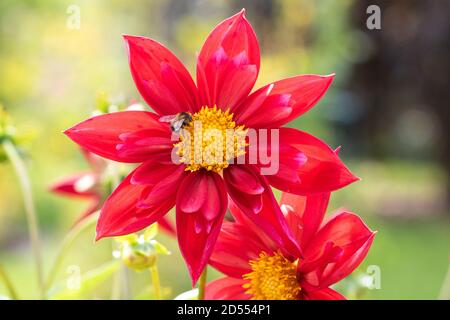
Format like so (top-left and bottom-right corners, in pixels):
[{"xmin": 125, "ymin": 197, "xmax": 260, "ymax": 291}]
[
  {"xmin": 243, "ymin": 251, "xmax": 301, "ymax": 300},
  {"xmin": 175, "ymin": 106, "xmax": 247, "ymax": 173}
]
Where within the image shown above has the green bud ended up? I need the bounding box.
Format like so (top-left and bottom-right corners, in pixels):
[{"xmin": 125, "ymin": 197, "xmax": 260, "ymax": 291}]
[
  {"xmin": 0, "ymin": 104, "xmax": 36, "ymax": 163},
  {"xmin": 0, "ymin": 106, "xmax": 15, "ymax": 162},
  {"xmin": 0, "ymin": 106, "xmax": 14, "ymax": 140},
  {"xmin": 114, "ymin": 224, "xmax": 171, "ymax": 272},
  {"xmin": 94, "ymin": 92, "xmax": 111, "ymax": 114},
  {"xmin": 94, "ymin": 92, "xmax": 131, "ymax": 115},
  {"xmin": 121, "ymin": 241, "xmax": 157, "ymax": 271}
]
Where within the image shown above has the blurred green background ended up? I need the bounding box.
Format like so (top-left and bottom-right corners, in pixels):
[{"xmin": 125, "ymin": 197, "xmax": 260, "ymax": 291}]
[{"xmin": 0, "ymin": 0, "xmax": 449, "ymax": 299}]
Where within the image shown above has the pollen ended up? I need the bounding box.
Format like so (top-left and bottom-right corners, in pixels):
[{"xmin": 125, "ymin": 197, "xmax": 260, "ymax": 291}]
[
  {"xmin": 242, "ymin": 251, "xmax": 301, "ymax": 300},
  {"xmin": 175, "ymin": 106, "xmax": 247, "ymax": 173}
]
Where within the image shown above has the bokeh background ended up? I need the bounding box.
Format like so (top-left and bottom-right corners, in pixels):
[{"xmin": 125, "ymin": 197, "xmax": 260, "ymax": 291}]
[{"xmin": 0, "ymin": 0, "xmax": 449, "ymax": 299}]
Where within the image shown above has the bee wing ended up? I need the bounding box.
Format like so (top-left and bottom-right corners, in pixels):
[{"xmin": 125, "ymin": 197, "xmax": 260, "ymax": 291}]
[
  {"xmin": 159, "ymin": 114, "xmax": 177, "ymax": 123},
  {"xmin": 171, "ymin": 119, "xmax": 186, "ymax": 132}
]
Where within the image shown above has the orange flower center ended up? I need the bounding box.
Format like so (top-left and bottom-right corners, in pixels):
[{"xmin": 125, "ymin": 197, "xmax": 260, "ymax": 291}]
[
  {"xmin": 175, "ymin": 106, "xmax": 247, "ymax": 173},
  {"xmin": 242, "ymin": 251, "xmax": 301, "ymax": 300}
]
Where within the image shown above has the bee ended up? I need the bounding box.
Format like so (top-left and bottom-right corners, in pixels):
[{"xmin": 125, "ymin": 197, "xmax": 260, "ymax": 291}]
[{"xmin": 159, "ymin": 112, "xmax": 193, "ymax": 133}]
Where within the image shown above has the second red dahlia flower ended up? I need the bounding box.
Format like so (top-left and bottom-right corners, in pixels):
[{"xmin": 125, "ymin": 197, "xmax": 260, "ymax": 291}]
[{"xmin": 206, "ymin": 192, "xmax": 376, "ymax": 300}]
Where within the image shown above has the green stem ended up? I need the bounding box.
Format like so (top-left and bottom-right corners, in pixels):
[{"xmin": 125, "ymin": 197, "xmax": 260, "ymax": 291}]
[
  {"xmin": 44, "ymin": 211, "xmax": 99, "ymax": 293},
  {"xmin": 3, "ymin": 139, "xmax": 44, "ymax": 299},
  {"xmin": 198, "ymin": 267, "xmax": 207, "ymax": 300},
  {"xmin": 150, "ymin": 264, "xmax": 161, "ymax": 300},
  {"xmin": 0, "ymin": 265, "xmax": 19, "ymax": 300}
]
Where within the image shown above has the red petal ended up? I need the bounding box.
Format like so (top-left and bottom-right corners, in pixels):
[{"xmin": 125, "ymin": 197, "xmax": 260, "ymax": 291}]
[
  {"xmin": 65, "ymin": 111, "xmax": 172, "ymax": 163},
  {"xmin": 116, "ymin": 130, "xmax": 173, "ymax": 161},
  {"xmin": 136, "ymin": 164, "xmax": 185, "ymax": 208},
  {"xmin": 176, "ymin": 171, "xmax": 228, "ymax": 285},
  {"xmin": 95, "ymin": 171, "xmax": 175, "ymax": 240},
  {"xmin": 205, "ymin": 277, "xmax": 251, "ymax": 300},
  {"xmin": 224, "ymin": 165, "xmax": 302, "ymax": 259},
  {"xmin": 300, "ymin": 211, "xmax": 376, "ymax": 289},
  {"xmin": 253, "ymin": 130, "xmax": 307, "ymax": 189},
  {"xmin": 225, "ymin": 165, "xmax": 265, "ymax": 195},
  {"xmin": 131, "ymin": 161, "xmax": 182, "ymax": 186},
  {"xmin": 236, "ymin": 74, "xmax": 334, "ymax": 128},
  {"xmin": 177, "ymin": 172, "xmax": 209, "ymax": 214},
  {"xmin": 197, "ymin": 9, "xmax": 260, "ymax": 111},
  {"xmin": 302, "ymin": 287, "xmax": 346, "ymax": 300},
  {"xmin": 223, "ymin": 165, "xmax": 265, "ymax": 215},
  {"xmin": 280, "ymin": 192, "xmax": 330, "ymax": 247},
  {"xmin": 209, "ymin": 219, "xmax": 273, "ymax": 278},
  {"xmin": 124, "ymin": 35, "xmax": 198, "ymax": 114},
  {"xmin": 50, "ymin": 172, "xmax": 98, "ymax": 198},
  {"xmin": 266, "ymin": 128, "xmax": 359, "ymax": 194}
]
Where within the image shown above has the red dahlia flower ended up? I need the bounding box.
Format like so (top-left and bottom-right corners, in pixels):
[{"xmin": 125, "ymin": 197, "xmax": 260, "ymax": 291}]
[
  {"xmin": 206, "ymin": 192, "xmax": 376, "ymax": 300},
  {"xmin": 64, "ymin": 9, "xmax": 358, "ymax": 284},
  {"xmin": 50, "ymin": 148, "xmax": 175, "ymax": 234}
]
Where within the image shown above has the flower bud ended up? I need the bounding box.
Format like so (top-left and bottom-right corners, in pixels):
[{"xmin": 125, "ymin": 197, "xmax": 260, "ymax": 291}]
[
  {"xmin": 0, "ymin": 106, "xmax": 16, "ymax": 162},
  {"xmin": 0, "ymin": 105, "xmax": 36, "ymax": 162},
  {"xmin": 114, "ymin": 224, "xmax": 170, "ymax": 272},
  {"xmin": 121, "ymin": 240, "xmax": 157, "ymax": 271}
]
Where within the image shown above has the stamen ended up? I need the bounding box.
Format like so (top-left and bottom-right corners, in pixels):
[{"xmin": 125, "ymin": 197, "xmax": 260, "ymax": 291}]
[
  {"xmin": 242, "ymin": 251, "xmax": 301, "ymax": 300},
  {"xmin": 174, "ymin": 106, "xmax": 247, "ymax": 173}
]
